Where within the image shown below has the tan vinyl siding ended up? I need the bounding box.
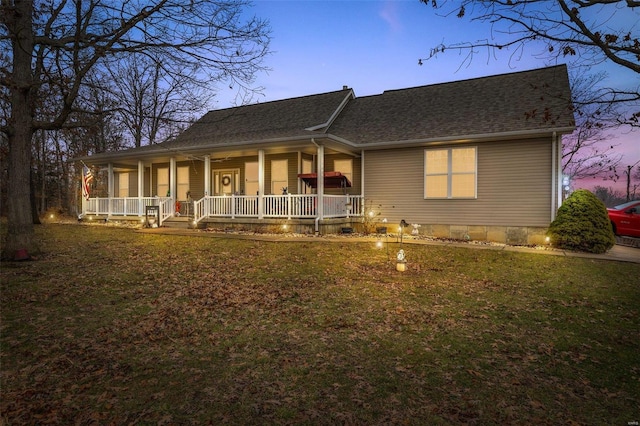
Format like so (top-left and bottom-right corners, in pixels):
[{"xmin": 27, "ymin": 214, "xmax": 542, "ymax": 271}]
[
  {"xmin": 144, "ymin": 167, "xmax": 150, "ymax": 197},
  {"xmin": 173, "ymin": 161, "xmax": 205, "ymax": 199},
  {"xmin": 325, "ymin": 154, "xmax": 361, "ymax": 195},
  {"xmin": 364, "ymin": 138, "xmax": 552, "ymax": 227},
  {"xmin": 152, "ymin": 163, "xmax": 169, "ymax": 197},
  {"xmin": 128, "ymin": 172, "xmax": 137, "ymax": 197}
]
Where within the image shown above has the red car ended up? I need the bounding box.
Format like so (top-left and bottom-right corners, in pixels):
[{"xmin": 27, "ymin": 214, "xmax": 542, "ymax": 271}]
[{"xmin": 607, "ymin": 200, "xmax": 640, "ymax": 238}]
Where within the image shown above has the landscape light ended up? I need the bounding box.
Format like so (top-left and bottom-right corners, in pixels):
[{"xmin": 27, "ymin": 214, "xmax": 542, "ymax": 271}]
[{"xmin": 396, "ymin": 249, "xmax": 406, "ymax": 272}]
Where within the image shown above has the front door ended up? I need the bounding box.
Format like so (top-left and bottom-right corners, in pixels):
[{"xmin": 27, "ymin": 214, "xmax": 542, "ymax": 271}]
[{"xmin": 214, "ymin": 170, "xmax": 239, "ymax": 195}]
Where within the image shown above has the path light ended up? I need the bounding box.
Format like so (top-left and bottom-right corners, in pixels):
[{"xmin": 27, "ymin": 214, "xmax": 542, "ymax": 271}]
[
  {"xmin": 398, "ymin": 219, "xmax": 408, "ymax": 243},
  {"xmin": 396, "ymin": 249, "xmax": 406, "ymax": 272},
  {"xmin": 375, "ymin": 225, "xmax": 389, "ymax": 259}
]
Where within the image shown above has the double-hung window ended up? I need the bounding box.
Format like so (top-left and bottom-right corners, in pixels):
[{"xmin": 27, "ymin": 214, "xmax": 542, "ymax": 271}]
[{"xmin": 424, "ymin": 147, "xmax": 477, "ymax": 199}]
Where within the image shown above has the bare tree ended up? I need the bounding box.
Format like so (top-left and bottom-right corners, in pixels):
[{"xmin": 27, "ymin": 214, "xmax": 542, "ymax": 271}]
[
  {"xmin": 1, "ymin": 0, "xmax": 270, "ymax": 259},
  {"xmin": 623, "ymin": 160, "xmax": 640, "ymax": 201},
  {"xmin": 563, "ymin": 72, "xmax": 622, "ymax": 183},
  {"xmin": 104, "ymin": 53, "xmax": 211, "ymax": 148},
  {"xmin": 592, "ymin": 185, "xmax": 626, "ymax": 207},
  {"xmin": 419, "ymin": 1, "xmax": 640, "ymax": 126}
]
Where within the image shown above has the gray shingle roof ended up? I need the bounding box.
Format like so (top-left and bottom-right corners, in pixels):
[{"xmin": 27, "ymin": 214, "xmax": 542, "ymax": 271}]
[
  {"xmin": 327, "ymin": 64, "xmax": 574, "ymax": 144},
  {"xmin": 163, "ymin": 88, "xmax": 353, "ymax": 149},
  {"xmin": 79, "ymin": 65, "xmax": 574, "ymax": 164}
]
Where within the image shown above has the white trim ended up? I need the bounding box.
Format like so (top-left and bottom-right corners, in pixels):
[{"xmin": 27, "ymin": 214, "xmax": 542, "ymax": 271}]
[{"xmin": 424, "ymin": 146, "xmax": 477, "ymax": 199}]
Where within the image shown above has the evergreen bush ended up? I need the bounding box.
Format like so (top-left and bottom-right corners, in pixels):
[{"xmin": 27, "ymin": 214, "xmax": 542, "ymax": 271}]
[{"xmin": 547, "ymin": 189, "xmax": 615, "ymax": 253}]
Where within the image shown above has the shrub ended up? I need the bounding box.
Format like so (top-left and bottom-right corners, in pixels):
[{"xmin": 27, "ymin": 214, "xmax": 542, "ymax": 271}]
[{"xmin": 547, "ymin": 189, "xmax": 615, "ymax": 253}]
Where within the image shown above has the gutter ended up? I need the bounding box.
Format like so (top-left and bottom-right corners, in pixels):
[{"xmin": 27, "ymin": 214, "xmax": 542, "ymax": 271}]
[
  {"xmin": 327, "ymin": 126, "xmax": 577, "ymax": 150},
  {"xmin": 77, "ymin": 126, "xmax": 576, "ymax": 166}
]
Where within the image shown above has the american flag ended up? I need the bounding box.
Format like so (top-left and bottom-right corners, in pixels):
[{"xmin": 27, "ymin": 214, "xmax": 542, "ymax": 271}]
[{"xmin": 82, "ymin": 166, "xmax": 94, "ymax": 200}]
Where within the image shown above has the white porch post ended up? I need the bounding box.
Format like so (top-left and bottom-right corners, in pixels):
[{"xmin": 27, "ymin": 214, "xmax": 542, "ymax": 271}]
[
  {"xmin": 170, "ymin": 157, "xmax": 177, "ymax": 199},
  {"xmin": 361, "ymin": 149, "xmax": 365, "ymax": 215},
  {"xmin": 297, "ymin": 151, "xmax": 302, "ymax": 194},
  {"xmin": 361, "ymin": 150, "xmax": 365, "ymax": 198},
  {"xmin": 258, "ymin": 149, "xmax": 265, "ymax": 219},
  {"xmin": 138, "ymin": 160, "xmax": 144, "ymax": 216},
  {"xmin": 204, "ymin": 155, "xmax": 211, "ymax": 196},
  {"xmin": 317, "ymin": 145, "xmax": 324, "ymax": 220},
  {"xmin": 107, "ymin": 163, "xmax": 114, "ymax": 216}
]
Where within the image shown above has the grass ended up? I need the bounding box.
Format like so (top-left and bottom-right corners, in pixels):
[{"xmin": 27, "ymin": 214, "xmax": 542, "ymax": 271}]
[{"xmin": 1, "ymin": 223, "xmax": 639, "ymax": 425}]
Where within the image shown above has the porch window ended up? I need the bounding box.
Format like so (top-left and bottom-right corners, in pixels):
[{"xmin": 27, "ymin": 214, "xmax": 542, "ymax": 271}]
[
  {"xmin": 118, "ymin": 173, "xmax": 129, "ymax": 197},
  {"xmin": 271, "ymin": 159, "xmax": 288, "ymax": 194},
  {"xmin": 301, "ymin": 158, "xmax": 313, "ymax": 194},
  {"xmin": 424, "ymin": 147, "xmax": 477, "ymax": 199},
  {"xmin": 333, "ymin": 159, "xmax": 353, "ymax": 188},
  {"xmin": 177, "ymin": 166, "xmax": 189, "ymax": 200},
  {"xmin": 157, "ymin": 167, "xmax": 169, "ymax": 197},
  {"xmin": 245, "ymin": 162, "xmax": 258, "ymax": 196}
]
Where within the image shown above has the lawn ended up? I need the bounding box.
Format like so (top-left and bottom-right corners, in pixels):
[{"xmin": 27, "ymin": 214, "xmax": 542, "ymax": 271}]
[{"xmin": 1, "ymin": 224, "xmax": 639, "ymax": 425}]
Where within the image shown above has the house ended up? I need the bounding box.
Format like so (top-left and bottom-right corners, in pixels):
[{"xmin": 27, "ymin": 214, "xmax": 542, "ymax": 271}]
[{"xmin": 77, "ymin": 64, "xmax": 575, "ymax": 244}]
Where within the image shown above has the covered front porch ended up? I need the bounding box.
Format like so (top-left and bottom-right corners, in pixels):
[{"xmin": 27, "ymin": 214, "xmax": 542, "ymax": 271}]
[{"xmin": 78, "ymin": 127, "xmax": 369, "ymax": 232}]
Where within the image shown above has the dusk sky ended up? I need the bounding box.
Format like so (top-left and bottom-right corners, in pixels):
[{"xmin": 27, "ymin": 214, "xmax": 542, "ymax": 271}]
[{"xmin": 215, "ymin": 1, "xmax": 639, "ymax": 193}]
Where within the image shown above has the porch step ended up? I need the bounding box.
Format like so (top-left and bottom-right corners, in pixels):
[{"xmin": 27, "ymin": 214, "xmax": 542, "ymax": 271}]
[{"xmin": 162, "ymin": 217, "xmax": 193, "ymax": 229}]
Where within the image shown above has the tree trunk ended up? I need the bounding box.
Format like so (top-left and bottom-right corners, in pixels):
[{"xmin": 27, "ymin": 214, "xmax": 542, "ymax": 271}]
[
  {"xmin": 31, "ymin": 169, "xmax": 42, "ymax": 225},
  {"xmin": 3, "ymin": 0, "xmax": 38, "ymax": 260}
]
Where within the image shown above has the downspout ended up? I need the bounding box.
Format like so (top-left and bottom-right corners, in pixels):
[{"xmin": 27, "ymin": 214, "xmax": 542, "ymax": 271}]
[
  {"xmin": 312, "ymin": 139, "xmax": 324, "ymax": 234},
  {"xmin": 361, "ymin": 149, "xmax": 365, "ymax": 200},
  {"xmin": 551, "ymin": 131, "xmax": 559, "ymax": 221}
]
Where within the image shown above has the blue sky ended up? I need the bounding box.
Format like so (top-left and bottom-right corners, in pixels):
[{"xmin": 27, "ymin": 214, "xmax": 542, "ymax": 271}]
[{"xmin": 215, "ymin": 0, "xmax": 639, "ymax": 192}]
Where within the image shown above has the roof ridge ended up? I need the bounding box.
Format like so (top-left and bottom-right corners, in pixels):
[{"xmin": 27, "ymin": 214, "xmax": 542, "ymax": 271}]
[
  {"xmin": 210, "ymin": 88, "xmax": 353, "ymax": 113},
  {"xmin": 375, "ymin": 64, "xmax": 568, "ymax": 97}
]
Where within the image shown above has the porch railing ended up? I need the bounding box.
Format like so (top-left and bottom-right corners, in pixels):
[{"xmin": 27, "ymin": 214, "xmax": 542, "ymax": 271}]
[
  {"xmin": 82, "ymin": 196, "xmax": 173, "ymax": 225},
  {"xmin": 192, "ymin": 194, "xmax": 363, "ymax": 224},
  {"xmin": 84, "ymin": 194, "xmax": 363, "ymax": 225}
]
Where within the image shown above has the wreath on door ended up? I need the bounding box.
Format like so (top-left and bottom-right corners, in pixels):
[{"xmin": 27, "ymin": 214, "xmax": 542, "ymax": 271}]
[{"xmin": 221, "ymin": 176, "xmax": 231, "ymax": 186}]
